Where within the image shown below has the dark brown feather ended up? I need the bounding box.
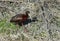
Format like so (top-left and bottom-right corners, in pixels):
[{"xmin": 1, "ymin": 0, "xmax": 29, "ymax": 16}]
[{"xmin": 10, "ymin": 11, "xmax": 30, "ymax": 26}]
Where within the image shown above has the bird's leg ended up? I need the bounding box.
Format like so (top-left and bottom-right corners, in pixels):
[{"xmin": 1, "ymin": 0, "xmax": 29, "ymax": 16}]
[
  {"xmin": 21, "ymin": 22, "xmax": 23, "ymax": 26},
  {"xmin": 24, "ymin": 27, "xmax": 28, "ymax": 32},
  {"xmin": 21, "ymin": 23, "xmax": 28, "ymax": 32},
  {"xmin": 15, "ymin": 23, "xmax": 19, "ymax": 33},
  {"xmin": 16, "ymin": 22, "xmax": 19, "ymax": 28}
]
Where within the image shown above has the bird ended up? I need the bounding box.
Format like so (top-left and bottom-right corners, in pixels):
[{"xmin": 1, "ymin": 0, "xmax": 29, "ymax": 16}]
[
  {"xmin": 10, "ymin": 10, "xmax": 38, "ymax": 26},
  {"xmin": 10, "ymin": 11, "xmax": 38, "ymax": 32},
  {"xmin": 10, "ymin": 11, "xmax": 30, "ymax": 26}
]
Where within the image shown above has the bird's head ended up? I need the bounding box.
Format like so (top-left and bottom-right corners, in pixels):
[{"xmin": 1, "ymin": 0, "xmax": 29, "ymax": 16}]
[
  {"xmin": 25, "ymin": 11, "xmax": 30, "ymax": 18},
  {"xmin": 25, "ymin": 11, "xmax": 30, "ymax": 14}
]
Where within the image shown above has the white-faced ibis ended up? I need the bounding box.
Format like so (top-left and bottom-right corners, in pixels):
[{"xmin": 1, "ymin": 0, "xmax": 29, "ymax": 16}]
[
  {"xmin": 10, "ymin": 11, "xmax": 38, "ymax": 32},
  {"xmin": 10, "ymin": 11, "xmax": 30, "ymax": 26}
]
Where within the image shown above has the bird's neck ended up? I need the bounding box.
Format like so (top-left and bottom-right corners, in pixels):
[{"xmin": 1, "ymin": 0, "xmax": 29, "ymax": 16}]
[{"xmin": 26, "ymin": 13, "xmax": 29, "ymax": 17}]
